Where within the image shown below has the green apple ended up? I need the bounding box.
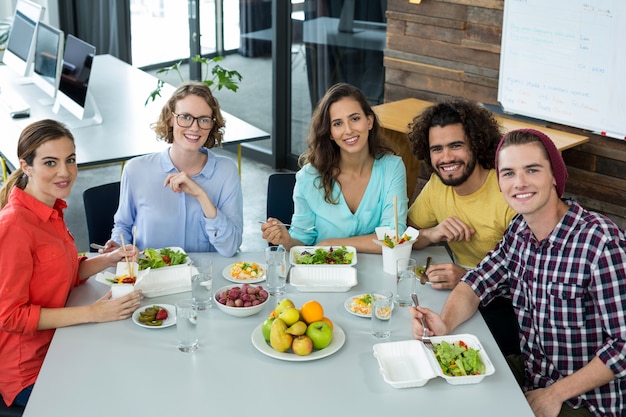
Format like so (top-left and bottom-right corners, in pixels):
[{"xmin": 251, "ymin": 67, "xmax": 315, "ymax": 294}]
[
  {"xmin": 291, "ymin": 335, "xmax": 313, "ymax": 356},
  {"xmin": 278, "ymin": 306, "xmax": 300, "ymax": 326},
  {"xmin": 274, "ymin": 298, "xmax": 295, "ymax": 316},
  {"xmin": 262, "ymin": 317, "xmax": 276, "ymax": 342},
  {"xmin": 306, "ymin": 321, "xmax": 333, "ymax": 350}
]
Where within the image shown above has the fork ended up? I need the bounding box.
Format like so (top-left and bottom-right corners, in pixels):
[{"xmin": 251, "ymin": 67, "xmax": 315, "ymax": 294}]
[
  {"xmin": 411, "ymin": 293, "xmax": 434, "ymax": 350},
  {"xmin": 258, "ymin": 220, "xmax": 316, "ymax": 231}
]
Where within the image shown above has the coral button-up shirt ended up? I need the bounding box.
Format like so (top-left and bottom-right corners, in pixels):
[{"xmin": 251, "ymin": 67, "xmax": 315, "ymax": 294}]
[{"xmin": 0, "ymin": 187, "xmax": 84, "ymax": 406}]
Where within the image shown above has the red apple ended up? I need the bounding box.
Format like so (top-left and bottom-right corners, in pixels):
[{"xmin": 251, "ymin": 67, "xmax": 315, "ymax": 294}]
[{"xmin": 292, "ymin": 335, "xmax": 313, "ymax": 356}]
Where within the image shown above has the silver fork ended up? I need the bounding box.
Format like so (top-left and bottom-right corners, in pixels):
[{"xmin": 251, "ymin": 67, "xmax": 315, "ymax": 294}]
[
  {"xmin": 258, "ymin": 220, "xmax": 316, "ymax": 231},
  {"xmin": 411, "ymin": 293, "xmax": 434, "ymax": 350}
]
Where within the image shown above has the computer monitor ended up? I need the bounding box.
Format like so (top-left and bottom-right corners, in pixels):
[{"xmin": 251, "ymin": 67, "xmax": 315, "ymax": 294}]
[
  {"xmin": 53, "ymin": 34, "xmax": 101, "ymax": 125},
  {"xmin": 32, "ymin": 21, "xmax": 64, "ymax": 103},
  {"xmin": 2, "ymin": 0, "xmax": 44, "ymax": 78}
]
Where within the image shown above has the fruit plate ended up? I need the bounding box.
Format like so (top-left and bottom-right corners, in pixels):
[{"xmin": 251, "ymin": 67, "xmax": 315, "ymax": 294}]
[
  {"xmin": 132, "ymin": 304, "xmax": 176, "ymax": 329},
  {"xmin": 289, "ymin": 246, "xmax": 357, "ymax": 267},
  {"xmin": 372, "ymin": 333, "xmax": 495, "ymax": 388},
  {"xmin": 251, "ymin": 323, "xmax": 346, "ymax": 361},
  {"xmin": 222, "ymin": 262, "xmax": 266, "ymax": 284},
  {"xmin": 290, "ymin": 266, "xmax": 357, "ymax": 292},
  {"xmin": 344, "ymin": 293, "xmax": 395, "ymax": 318}
]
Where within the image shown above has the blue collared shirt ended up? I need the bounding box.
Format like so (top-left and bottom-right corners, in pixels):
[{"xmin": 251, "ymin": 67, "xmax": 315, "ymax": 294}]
[{"xmin": 111, "ymin": 148, "xmax": 243, "ymax": 256}]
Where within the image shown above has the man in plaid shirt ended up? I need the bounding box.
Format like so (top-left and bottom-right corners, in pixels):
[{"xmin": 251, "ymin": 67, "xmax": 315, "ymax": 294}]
[{"xmin": 410, "ymin": 128, "xmax": 626, "ymax": 417}]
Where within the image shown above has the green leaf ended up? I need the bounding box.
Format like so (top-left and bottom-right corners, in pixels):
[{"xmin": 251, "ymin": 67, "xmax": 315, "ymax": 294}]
[{"xmin": 145, "ymin": 55, "xmax": 243, "ymax": 106}]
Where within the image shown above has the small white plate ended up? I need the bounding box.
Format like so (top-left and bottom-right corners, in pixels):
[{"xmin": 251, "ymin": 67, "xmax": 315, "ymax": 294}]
[
  {"xmin": 132, "ymin": 304, "xmax": 176, "ymax": 329},
  {"xmin": 222, "ymin": 262, "xmax": 266, "ymax": 284},
  {"xmin": 250, "ymin": 323, "xmax": 345, "ymax": 361},
  {"xmin": 344, "ymin": 294, "xmax": 394, "ymax": 318}
]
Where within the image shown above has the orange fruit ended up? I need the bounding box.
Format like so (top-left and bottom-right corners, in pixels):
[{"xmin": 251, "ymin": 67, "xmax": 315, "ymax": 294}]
[
  {"xmin": 300, "ymin": 300, "xmax": 324, "ymax": 324},
  {"xmin": 321, "ymin": 317, "xmax": 334, "ymax": 330}
]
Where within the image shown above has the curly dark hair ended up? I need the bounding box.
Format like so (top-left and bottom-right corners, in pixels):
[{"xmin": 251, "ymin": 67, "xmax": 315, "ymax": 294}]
[
  {"xmin": 299, "ymin": 83, "xmax": 394, "ymax": 204},
  {"xmin": 407, "ymin": 98, "xmax": 502, "ymax": 174},
  {"xmin": 152, "ymin": 81, "xmax": 225, "ymax": 148}
]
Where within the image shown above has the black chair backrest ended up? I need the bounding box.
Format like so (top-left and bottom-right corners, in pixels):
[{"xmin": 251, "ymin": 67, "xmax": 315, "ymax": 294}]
[
  {"xmin": 82, "ymin": 182, "xmax": 120, "ymax": 251},
  {"xmin": 266, "ymin": 172, "xmax": 296, "ymax": 225}
]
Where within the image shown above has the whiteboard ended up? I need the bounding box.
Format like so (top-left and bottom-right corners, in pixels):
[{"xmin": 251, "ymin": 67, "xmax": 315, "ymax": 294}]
[{"xmin": 498, "ymin": 0, "xmax": 626, "ymax": 140}]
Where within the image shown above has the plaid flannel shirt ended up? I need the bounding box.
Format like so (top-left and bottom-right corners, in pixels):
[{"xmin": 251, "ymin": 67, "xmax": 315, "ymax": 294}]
[{"xmin": 463, "ymin": 200, "xmax": 626, "ymax": 417}]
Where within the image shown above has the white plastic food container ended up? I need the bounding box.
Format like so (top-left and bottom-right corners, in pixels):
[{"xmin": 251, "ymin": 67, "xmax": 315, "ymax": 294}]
[
  {"xmin": 289, "ymin": 246, "xmax": 357, "ymax": 267},
  {"xmin": 372, "ymin": 333, "xmax": 495, "ymax": 388},
  {"xmin": 289, "ymin": 266, "xmax": 357, "ymax": 292}
]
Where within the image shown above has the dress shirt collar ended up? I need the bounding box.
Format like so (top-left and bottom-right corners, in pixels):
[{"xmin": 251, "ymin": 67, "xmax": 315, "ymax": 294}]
[
  {"xmin": 517, "ymin": 199, "xmax": 578, "ymax": 250},
  {"xmin": 10, "ymin": 186, "xmax": 66, "ymax": 222},
  {"xmin": 160, "ymin": 147, "xmax": 216, "ymax": 179}
]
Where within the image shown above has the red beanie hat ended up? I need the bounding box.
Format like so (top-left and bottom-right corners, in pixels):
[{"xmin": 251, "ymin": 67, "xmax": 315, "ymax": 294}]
[{"xmin": 495, "ymin": 128, "xmax": 568, "ymax": 197}]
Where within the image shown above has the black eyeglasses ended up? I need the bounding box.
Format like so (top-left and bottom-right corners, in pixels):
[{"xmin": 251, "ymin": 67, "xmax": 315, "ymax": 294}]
[{"xmin": 172, "ymin": 112, "xmax": 214, "ymax": 130}]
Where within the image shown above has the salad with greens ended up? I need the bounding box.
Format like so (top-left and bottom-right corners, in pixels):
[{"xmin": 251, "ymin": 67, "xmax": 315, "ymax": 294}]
[
  {"xmin": 139, "ymin": 248, "xmax": 189, "ymax": 270},
  {"xmin": 433, "ymin": 340, "xmax": 486, "ymax": 376},
  {"xmin": 293, "ymin": 246, "xmax": 354, "ymax": 265}
]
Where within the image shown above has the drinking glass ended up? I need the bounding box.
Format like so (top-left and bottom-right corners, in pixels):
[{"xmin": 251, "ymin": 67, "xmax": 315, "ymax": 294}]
[
  {"xmin": 176, "ymin": 299, "xmax": 198, "ymax": 352},
  {"xmin": 371, "ymin": 290, "xmax": 393, "ymax": 339},
  {"xmin": 396, "ymin": 258, "xmax": 417, "ymax": 306},
  {"xmin": 191, "ymin": 261, "xmax": 213, "ymax": 310},
  {"xmin": 265, "ymin": 246, "xmax": 287, "ymax": 296}
]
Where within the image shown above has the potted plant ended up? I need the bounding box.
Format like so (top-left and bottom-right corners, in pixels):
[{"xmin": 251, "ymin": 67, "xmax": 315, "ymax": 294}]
[{"xmin": 145, "ymin": 55, "xmax": 242, "ymax": 105}]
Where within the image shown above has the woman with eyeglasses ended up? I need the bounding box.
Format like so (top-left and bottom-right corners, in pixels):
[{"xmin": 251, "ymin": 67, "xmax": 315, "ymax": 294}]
[{"xmin": 102, "ymin": 82, "xmax": 243, "ymax": 256}]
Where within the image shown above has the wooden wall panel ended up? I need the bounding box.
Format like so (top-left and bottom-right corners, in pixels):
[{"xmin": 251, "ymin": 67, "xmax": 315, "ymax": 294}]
[{"xmin": 384, "ymin": 0, "xmax": 625, "ymax": 228}]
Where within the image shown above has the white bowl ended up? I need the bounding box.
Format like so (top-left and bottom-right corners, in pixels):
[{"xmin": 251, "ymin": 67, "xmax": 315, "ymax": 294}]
[{"xmin": 213, "ymin": 284, "xmax": 270, "ymax": 317}]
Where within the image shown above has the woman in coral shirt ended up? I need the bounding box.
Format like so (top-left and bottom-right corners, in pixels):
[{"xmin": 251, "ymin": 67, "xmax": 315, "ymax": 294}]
[{"xmin": 0, "ymin": 120, "xmax": 143, "ymax": 408}]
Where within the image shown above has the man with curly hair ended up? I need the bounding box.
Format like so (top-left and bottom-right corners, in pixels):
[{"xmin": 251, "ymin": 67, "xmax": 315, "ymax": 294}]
[{"xmin": 407, "ymin": 98, "xmax": 519, "ymax": 355}]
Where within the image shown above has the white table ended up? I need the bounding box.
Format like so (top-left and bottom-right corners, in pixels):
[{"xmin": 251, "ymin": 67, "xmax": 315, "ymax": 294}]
[
  {"xmin": 0, "ymin": 55, "xmax": 269, "ymax": 175},
  {"xmin": 23, "ymin": 247, "xmax": 534, "ymax": 417}
]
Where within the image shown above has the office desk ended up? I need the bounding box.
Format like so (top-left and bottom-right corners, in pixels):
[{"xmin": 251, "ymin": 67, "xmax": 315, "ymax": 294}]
[
  {"xmin": 23, "ymin": 247, "xmax": 534, "ymax": 417},
  {"xmin": 373, "ymin": 98, "xmax": 590, "ymax": 199},
  {"xmin": 0, "ymin": 55, "xmax": 269, "ymax": 175}
]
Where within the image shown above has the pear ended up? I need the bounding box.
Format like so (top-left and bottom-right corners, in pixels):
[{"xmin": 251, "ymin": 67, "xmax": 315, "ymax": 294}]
[
  {"xmin": 285, "ymin": 320, "xmax": 307, "ymax": 336},
  {"xmin": 269, "ymin": 318, "xmax": 293, "ymax": 352}
]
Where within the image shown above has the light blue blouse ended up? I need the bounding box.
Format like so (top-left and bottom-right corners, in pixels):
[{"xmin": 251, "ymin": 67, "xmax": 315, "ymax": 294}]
[
  {"xmin": 111, "ymin": 148, "xmax": 243, "ymax": 257},
  {"xmin": 289, "ymin": 154, "xmax": 408, "ymax": 245}
]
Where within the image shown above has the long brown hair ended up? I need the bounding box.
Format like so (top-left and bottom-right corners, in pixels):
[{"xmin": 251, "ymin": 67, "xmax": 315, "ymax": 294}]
[
  {"xmin": 0, "ymin": 119, "xmax": 74, "ymax": 209},
  {"xmin": 152, "ymin": 81, "xmax": 225, "ymax": 148},
  {"xmin": 299, "ymin": 83, "xmax": 394, "ymax": 203}
]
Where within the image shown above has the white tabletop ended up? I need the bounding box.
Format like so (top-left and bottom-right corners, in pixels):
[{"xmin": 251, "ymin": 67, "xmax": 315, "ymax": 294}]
[
  {"xmin": 23, "ymin": 246, "xmax": 534, "ymax": 417},
  {"xmin": 0, "ymin": 55, "xmax": 269, "ymax": 171}
]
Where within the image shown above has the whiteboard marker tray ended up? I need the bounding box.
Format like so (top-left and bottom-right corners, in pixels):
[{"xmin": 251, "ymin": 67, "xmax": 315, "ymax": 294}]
[{"xmin": 289, "ymin": 266, "xmax": 357, "ymax": 292}]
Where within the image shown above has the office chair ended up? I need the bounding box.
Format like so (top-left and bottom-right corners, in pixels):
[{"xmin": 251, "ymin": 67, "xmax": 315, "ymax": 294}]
[
  {"xmin": 82, "ymin": 182, "xmax": 120, "ymax": 251},
  {"xmin": 266, "ymin": 172, "xmax": 296, "ymax": 226}
]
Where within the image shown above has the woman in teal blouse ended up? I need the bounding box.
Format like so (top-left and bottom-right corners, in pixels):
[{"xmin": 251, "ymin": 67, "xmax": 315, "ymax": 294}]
[{"xmin": 261, "ymin": 83, "xmax": 407, "ymax": 253}]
